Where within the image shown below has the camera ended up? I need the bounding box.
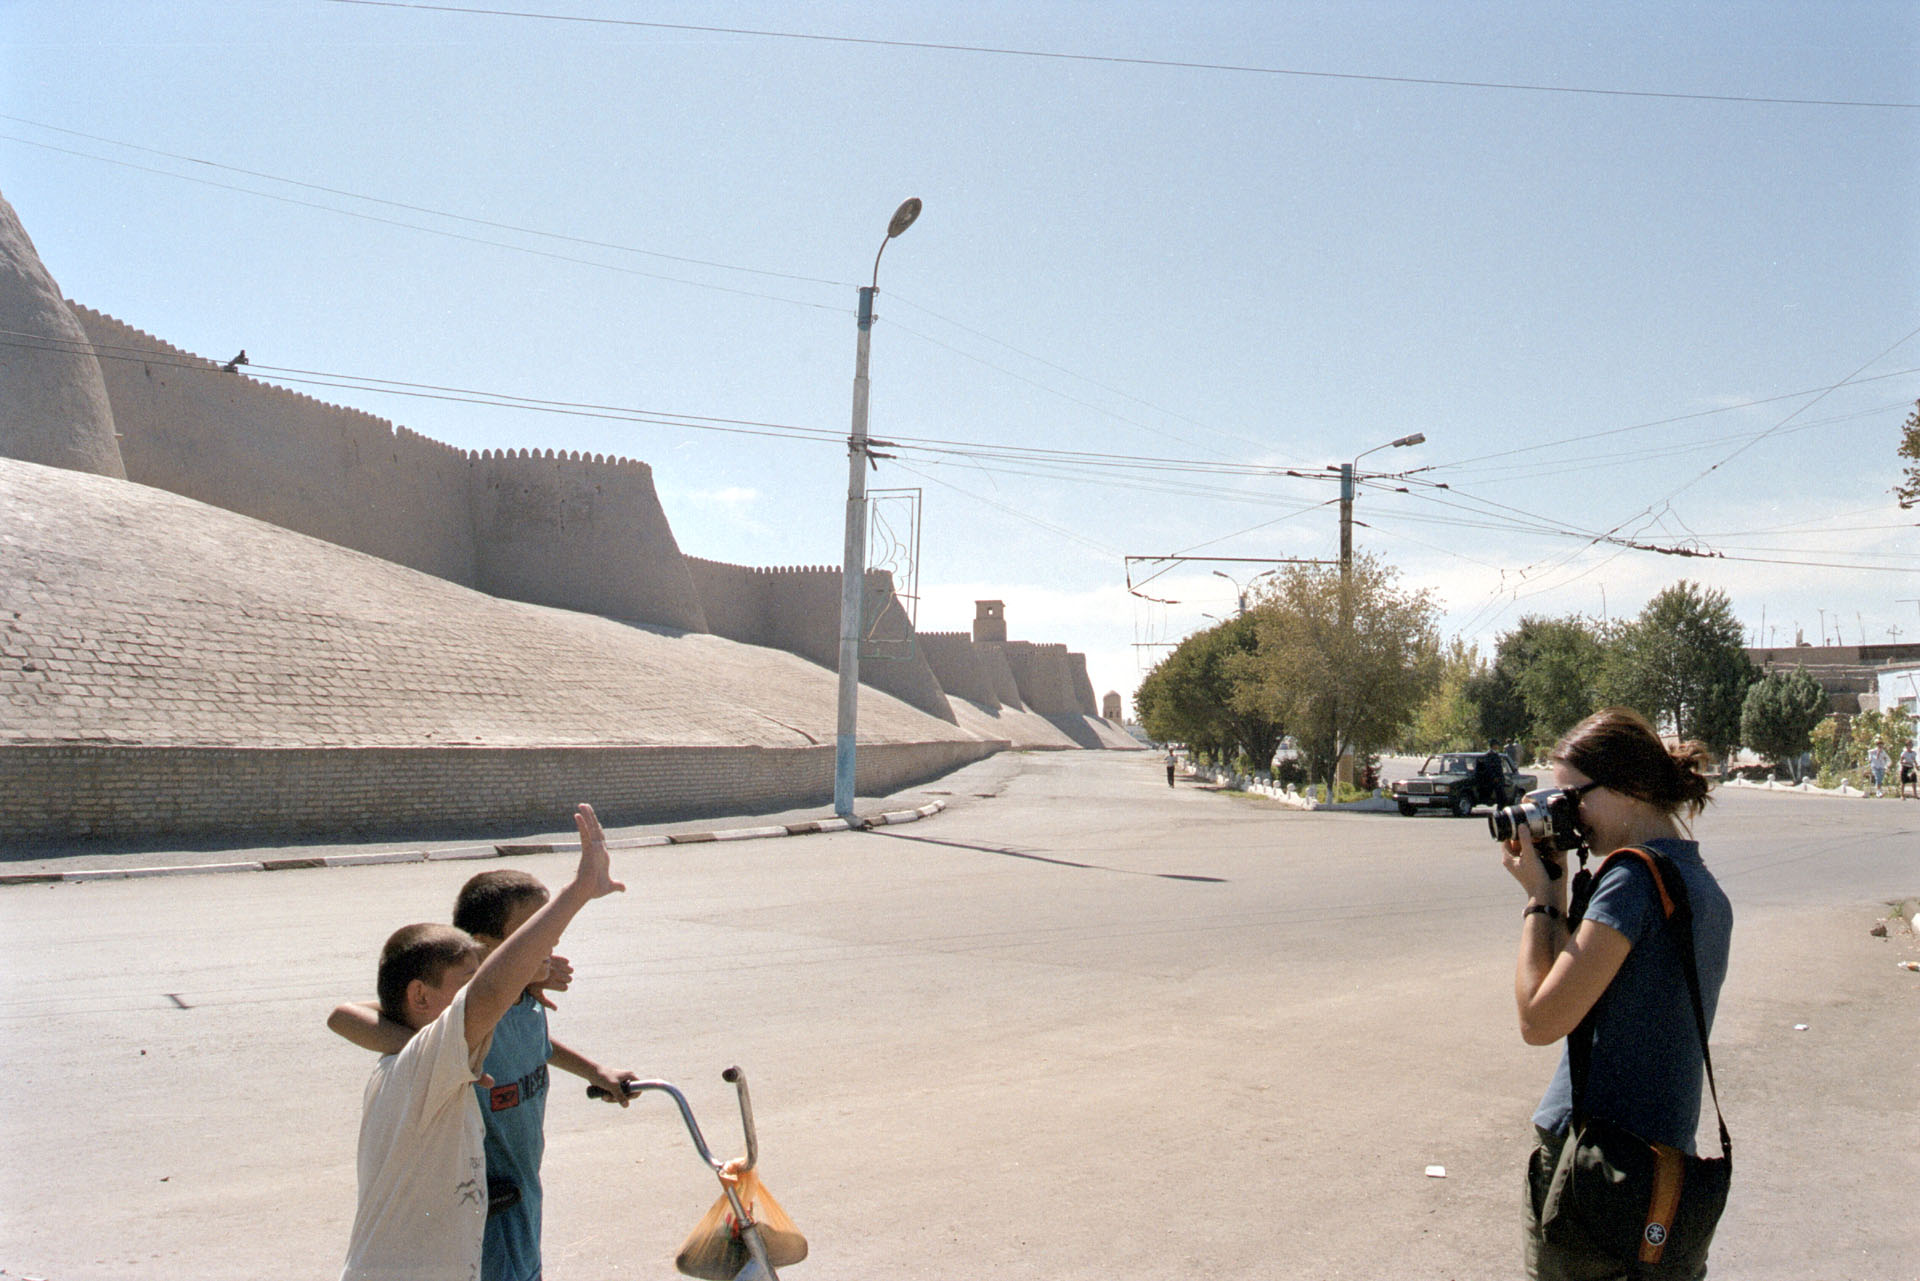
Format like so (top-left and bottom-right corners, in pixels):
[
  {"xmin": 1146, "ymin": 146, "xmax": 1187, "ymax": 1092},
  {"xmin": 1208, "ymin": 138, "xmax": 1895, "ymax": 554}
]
[{"xmin": 1488, "ymin": 787, "xmax": 1586, "ymax": 857}]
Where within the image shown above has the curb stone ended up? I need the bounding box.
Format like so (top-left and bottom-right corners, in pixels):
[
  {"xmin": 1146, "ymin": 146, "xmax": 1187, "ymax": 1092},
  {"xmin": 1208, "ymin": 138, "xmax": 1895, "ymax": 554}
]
[{"xmin": 0, "ymin": 800, "xmax": 947, "ymax": 886}]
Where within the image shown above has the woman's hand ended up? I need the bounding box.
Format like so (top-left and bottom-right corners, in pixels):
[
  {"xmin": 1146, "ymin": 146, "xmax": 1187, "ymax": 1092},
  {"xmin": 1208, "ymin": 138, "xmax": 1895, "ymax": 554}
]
[{"xmin": 1502, "ymin": 825, "xmax": 1566, "ymax": 905}]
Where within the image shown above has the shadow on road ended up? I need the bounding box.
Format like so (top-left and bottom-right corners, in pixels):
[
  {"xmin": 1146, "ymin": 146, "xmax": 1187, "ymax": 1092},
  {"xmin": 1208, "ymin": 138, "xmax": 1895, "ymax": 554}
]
[{"xmin": 869, "ymin": 828, "xmax": 1228, "ymax": 883}]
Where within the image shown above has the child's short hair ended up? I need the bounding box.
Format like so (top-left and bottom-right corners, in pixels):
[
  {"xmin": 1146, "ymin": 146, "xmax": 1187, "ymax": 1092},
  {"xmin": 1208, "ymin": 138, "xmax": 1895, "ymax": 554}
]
[
  {"xmin": 452, "ymin": 869, "xmax": 550, "ymax": 939},
  {"xmin": 377, "ymin": 923, "xmax": 482, "ymax": 1026}
]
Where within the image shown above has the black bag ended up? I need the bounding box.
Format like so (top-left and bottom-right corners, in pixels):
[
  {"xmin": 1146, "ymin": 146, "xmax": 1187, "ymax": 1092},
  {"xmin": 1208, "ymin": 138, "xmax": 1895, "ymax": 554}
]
[{"xmin": 1537, "ymin": 846, "xmax": 1731, "ymax": 1269}]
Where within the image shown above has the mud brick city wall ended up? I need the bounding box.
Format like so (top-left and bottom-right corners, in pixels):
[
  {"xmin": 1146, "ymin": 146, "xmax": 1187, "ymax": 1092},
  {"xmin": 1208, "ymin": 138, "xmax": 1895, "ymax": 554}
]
[
  {"xmin": 0, "ymin": 740, "xmax": 997, "ymax": 844},
  {"xmin": 73, "ymin": 307, "xmax": 706, "ymax": 631}
]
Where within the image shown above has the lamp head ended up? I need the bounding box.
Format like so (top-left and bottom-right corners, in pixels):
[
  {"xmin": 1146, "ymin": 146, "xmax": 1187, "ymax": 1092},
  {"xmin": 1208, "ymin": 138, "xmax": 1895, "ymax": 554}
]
[
  {"xmin": 1390, "ymin": 432, "xmax": 1426, "ymax": 448},
  {"xmin": 888, "ymin": 198, "xmax": 923, "ymax": 239}
]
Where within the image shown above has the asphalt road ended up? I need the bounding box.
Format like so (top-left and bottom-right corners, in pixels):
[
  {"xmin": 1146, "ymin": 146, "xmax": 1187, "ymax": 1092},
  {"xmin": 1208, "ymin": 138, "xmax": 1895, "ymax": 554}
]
[{"xmin": 1, "ymin": 751, "xmax": 1914, "ymax": 1279}]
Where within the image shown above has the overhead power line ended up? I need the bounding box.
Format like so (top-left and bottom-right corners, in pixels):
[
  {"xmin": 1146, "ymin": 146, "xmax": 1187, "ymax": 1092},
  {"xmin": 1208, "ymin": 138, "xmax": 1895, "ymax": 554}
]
[
  {"xmin": 0, "ymin": 114, "xmax": 849, "ymax": 290},
  {"xmin": 328, "ymin": 1, "xmax": 1920, "ymax": 110}
]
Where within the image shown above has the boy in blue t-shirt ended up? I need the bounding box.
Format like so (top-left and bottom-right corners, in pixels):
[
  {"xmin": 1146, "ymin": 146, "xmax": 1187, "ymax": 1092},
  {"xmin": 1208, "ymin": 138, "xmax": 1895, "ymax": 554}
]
[{"xmin": 331, "ymin": 868, "xmax": 639, "ymax": 1281}]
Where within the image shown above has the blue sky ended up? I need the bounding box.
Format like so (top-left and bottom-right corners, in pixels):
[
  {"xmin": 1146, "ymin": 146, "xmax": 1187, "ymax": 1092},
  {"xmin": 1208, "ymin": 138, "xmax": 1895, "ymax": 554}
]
[{"xmin": 5, "ymin": 2, "xmax": 1917, "ymax": 714}]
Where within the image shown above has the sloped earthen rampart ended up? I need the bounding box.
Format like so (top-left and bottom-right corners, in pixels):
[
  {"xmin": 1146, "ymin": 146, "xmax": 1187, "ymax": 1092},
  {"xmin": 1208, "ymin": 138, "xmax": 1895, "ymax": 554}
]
[{"xmin": 0, "ymin": 456, "xmax": 993, "ymax": 841}]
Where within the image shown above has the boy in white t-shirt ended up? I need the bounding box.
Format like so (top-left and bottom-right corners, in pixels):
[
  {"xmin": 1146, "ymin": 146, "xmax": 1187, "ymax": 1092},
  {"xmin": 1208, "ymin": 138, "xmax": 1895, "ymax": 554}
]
[{"xmin": 341, "ymin": 804, "xmax": 624, "ymax": 1281}]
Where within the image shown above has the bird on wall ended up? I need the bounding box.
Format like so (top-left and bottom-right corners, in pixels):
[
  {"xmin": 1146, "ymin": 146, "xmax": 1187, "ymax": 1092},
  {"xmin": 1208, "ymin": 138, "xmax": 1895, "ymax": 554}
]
[{"xmin": 221, "ymin": 349, "xmax": 248, "ymax": 373}]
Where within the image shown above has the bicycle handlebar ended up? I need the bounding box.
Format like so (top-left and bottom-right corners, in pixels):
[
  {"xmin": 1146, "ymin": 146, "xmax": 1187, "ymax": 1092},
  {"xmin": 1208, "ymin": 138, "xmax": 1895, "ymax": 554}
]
[{"xmin": 586, "ymin": 1065, "xmax": 759, "ymax": 1173}]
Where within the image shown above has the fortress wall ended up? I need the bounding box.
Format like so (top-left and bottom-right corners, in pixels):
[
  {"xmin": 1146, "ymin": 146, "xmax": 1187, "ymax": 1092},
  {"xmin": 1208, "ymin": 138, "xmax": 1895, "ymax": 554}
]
[
  {"xmin": 692, "ymin": 562, "xmax": 955, "ymax": 724},
  {"xmin": 72, "ymin": 306, "xmax": 480, "ymax": 583},
  {"xmin": 917, "ymin": 632, "xmax": 1000, "ymax": 710},
  {"xmin": 69, "ymin": 307, "xmax": 713, "ymax": 630},
  {"xmin": 1067, "ymin": 652, "xmax": 1100, "ymax": 717},
  {"xmin": 682, "ymin": 555, "xmax": 769, "ymax": 647},
  {"xmin": 0, "ymin": 739, "xmax": 997, "ymax": 844},
  {"xmin": 470, "ymin": 448, "xmax": 708, "ymax": 632},
  {"xmin": 973, "ymin": 642, "xmax": 1028, "ymax": 709},
  {"xmin": 1001, "ymin": 641, "xmax": 1081, "ymax": 717}
]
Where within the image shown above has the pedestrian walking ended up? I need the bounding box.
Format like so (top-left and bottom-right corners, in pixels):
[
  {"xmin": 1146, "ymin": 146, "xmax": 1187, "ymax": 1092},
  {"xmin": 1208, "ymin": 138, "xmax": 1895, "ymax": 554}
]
[
  {"xmin": 1900, "ymin": 743, "xmax": 1918, "ymax": 800},
  {"xmin": 1867, "ymin": 743, "xmax": 1889, "ymax": 796},
  {"xmin": 1165, "ymin": 752, "xmax": 1177, "ymax": 788}
]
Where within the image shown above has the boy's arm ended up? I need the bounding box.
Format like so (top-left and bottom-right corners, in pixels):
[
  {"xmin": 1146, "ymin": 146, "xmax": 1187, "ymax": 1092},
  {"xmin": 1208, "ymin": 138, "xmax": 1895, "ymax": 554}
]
[
  {"xmin": 549, "ymin": 1037, "xmax": 640, "ymax": 1107},
  {"xmin": 465, "ymin": 803, "xmax": 624, "ymax": 1051},
  {"xmin": 326, "ymin": 1000, "xmax": 411, "ymax": 1055}
]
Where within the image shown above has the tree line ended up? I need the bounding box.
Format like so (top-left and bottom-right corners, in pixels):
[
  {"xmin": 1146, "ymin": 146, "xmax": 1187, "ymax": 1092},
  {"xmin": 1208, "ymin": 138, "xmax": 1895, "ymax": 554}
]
[{"xmin": 1134, "ymin": 556, "xmax": 1903, "ymax": 789}]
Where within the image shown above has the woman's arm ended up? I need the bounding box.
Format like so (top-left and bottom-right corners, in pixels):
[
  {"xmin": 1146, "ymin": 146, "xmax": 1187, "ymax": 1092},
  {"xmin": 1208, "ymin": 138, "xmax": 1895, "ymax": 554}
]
[
  {"xmin": 1502, "ymin": 827, "xmax": 1633, "ymax": 1045},
  {"xmin": 1513, "ymin": 916, "xmax": 1631, "ymax": 1045}
]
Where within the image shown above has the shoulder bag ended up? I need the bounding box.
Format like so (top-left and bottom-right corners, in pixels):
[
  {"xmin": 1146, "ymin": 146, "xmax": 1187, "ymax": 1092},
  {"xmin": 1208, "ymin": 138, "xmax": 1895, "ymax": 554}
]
[{"xmin": 1537, "ymin": 846, "xmax": 1731, "ymax": 1269}]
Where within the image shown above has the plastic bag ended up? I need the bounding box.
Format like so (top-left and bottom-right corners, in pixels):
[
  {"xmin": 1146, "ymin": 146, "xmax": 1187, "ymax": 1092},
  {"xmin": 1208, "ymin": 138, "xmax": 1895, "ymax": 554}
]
[{"xmin": 675, "ymin": 1167, "xmax": 807, "ymax": 1279}]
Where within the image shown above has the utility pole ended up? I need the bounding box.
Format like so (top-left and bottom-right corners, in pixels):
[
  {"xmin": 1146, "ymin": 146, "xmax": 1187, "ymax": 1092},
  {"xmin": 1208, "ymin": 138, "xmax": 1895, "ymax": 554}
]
[
  {"xmin": 1338, "ymin": 432, "xmax": 1426, "ymax": 600},
  {"xmin": 834, "ymin": 198, "xmax": 921, "ymax": 819}
]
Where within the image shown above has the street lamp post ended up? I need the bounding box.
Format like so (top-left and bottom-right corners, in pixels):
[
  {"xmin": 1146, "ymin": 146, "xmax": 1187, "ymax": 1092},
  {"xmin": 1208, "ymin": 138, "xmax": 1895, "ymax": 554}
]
[
  {"xmin": 1339, "ymin": 432, "xmax": 1426, "ymax": 594},
  {"xmin": 834, "ymin": 198, "xmax": 922, "ymax": 819},
  {"xmin": 1212, "ymin": 568, "xmax": 1274, "ymax": 616},
  {"xmin": 1331, "ymin": 432, "xmax": 1424, "ymax": 791}
]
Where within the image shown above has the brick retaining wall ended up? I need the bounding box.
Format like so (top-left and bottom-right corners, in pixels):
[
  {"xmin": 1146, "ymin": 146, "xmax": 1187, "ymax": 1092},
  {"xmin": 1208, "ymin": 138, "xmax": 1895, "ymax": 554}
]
[{"xmin": 0, "ymin": 739, "xmax": 999, "ymax": 844}]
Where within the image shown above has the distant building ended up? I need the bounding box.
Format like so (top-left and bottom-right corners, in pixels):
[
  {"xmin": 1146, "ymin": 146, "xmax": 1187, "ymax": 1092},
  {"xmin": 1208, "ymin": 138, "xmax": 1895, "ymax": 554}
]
[{"xmin": 1745, "ymin": 642, "xmax": 1920, "ymax": 716}]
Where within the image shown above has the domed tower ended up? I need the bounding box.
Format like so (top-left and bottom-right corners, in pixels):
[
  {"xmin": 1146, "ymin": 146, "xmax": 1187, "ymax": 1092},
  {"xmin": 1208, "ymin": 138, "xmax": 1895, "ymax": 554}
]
[{"xmin": 0, "ymin": 190, "xmax": 126, "ymax": 478}]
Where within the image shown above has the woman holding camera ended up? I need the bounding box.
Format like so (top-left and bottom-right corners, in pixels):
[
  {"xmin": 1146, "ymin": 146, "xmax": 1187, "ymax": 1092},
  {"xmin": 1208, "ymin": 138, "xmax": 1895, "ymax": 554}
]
[{"xmin": 1502, "ymin": 706, "xmax": 1734, "ymax": 1280}]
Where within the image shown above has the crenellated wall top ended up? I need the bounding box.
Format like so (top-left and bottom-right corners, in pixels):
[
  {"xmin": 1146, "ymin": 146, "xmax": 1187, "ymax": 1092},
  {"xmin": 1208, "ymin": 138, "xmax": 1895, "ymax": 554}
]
[
  {"xmin": 471, "ymin": 446, "xmax": 653, "ymax": 473},
  {"xmin": 682, "ymin": 556, "xmax": 895, "ymax": 579},
  {"xmin": 71, "ymin": 303, "xmax": 658, "ymax": 472}
]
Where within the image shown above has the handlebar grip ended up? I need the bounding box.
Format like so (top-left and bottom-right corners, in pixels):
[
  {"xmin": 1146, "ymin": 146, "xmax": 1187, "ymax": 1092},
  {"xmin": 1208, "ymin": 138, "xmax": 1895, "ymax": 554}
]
[{"xmin": 587, "ymin": 1081, "xmax": 642, "ymax": 1101}]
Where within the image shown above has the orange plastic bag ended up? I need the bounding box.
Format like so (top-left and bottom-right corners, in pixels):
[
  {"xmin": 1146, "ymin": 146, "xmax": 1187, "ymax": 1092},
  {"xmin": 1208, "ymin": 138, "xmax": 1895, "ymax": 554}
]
[{"xmin": 674, "ymin": 1168, "xmax": 807, "ymax": 1279}]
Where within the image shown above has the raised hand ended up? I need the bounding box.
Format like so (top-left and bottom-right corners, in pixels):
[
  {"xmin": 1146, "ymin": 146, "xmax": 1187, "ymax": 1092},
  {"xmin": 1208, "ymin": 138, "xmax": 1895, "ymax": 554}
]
[{"xmin": 573, "ymin": 803, "xmax": 626, "ymax": 900}]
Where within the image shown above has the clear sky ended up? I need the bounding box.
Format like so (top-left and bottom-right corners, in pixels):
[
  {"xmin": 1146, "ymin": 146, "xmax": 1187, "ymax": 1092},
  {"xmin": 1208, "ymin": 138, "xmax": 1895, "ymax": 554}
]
[{"xmin": 6, "ymin": 2, "xmax": 1917, "ymax": 716}]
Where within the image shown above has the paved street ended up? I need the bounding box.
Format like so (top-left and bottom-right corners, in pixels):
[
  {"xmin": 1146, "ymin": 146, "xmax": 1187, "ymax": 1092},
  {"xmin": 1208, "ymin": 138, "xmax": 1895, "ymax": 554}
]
[{"xmin": 2, "ymin": 751, "xmax": 1915, "ymax": 1279}]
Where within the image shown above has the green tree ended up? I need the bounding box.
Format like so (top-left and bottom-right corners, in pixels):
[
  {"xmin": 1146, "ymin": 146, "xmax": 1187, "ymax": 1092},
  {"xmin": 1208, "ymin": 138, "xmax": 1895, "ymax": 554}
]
[
  {"xmin": 1133, "ymin": 614, "xmax": 1284, "ymax": 767},
  {"xmin": 1464, "ymin": 662, "xmax": 1527, "ymax": 749},
  {"xmin": 1600, "ymin": 581, "xmax": 1757, "ymax": 755},
  {"xmin": 1409, "ymin": 638, "xmax": 1484, "ymax": 753},
  {"xmin": 1234, "ymin": 554, "xmax": 1439, "ymax": 791},
  {"xmin": 1494, "ymin": 614, "xmax": 1608, "ymax": 751},
  {"xmin": 1883, "ymin": 705, "xmax": 1916, "ymax": 758},
  {"xmin": 1740, "ymin": 666, "xmax": 1827, "ymax": 780},
  {"xmin": 1807, "ymin": 716, "xmax": 1852, "ymax": 782},
  {"xmin": 1896, "ymin": 398, "xmax": 1920, "ymax": 509}
]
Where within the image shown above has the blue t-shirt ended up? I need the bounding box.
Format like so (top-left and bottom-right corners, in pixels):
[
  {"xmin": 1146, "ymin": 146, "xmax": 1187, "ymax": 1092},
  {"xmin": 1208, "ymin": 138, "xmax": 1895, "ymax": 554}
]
[
  {"xmin": 479, "ymin": 994, "xmax": 552, "ymax": 1281},
  {"xmin": 1533, "ymin": 839, "xmax": 1733, "ymax": 1153}
]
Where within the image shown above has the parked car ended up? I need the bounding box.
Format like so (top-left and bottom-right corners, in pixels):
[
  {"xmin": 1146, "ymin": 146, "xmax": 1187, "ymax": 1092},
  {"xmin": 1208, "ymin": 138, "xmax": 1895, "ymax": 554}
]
[{"xmin": 1393, "ymin": 751, "xmax": 1536, "ymax": 817}]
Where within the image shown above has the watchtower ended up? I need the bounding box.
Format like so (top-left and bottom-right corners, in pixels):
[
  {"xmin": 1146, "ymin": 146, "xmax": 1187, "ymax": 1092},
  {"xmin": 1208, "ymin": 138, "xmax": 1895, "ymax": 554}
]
[{"xmin": 973, "ymin": 599, "xmax": 1007, "ymax": 643}]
